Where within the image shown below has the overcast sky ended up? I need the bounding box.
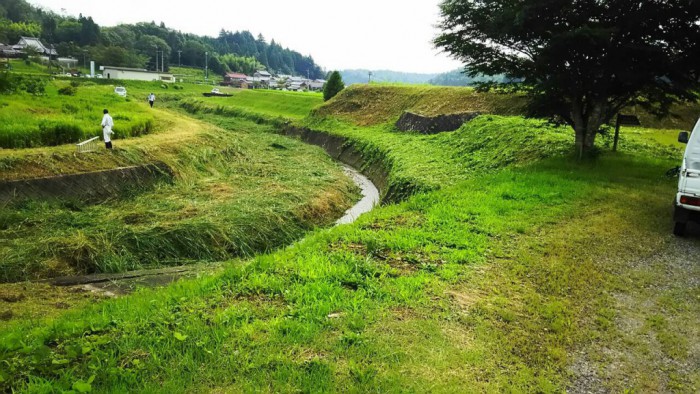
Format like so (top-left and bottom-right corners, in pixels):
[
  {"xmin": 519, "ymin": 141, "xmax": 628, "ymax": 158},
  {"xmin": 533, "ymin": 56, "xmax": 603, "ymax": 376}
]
[{"xmin": 27, "ymin": 0, "xmax": 463, "ymax": 74}]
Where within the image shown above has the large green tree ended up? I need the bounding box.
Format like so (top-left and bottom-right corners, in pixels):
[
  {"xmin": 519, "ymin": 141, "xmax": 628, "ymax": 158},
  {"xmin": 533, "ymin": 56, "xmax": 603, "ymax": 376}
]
[{"xmin": 435, "ymin": 0, "xmax": 700, "ymax": 156}]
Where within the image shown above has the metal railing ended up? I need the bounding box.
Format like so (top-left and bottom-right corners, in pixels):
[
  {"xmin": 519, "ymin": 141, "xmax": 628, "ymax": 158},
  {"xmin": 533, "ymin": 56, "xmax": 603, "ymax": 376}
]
[{"xmin": 76, "ymin": 136, "xmax": 100, "ymax": 153}]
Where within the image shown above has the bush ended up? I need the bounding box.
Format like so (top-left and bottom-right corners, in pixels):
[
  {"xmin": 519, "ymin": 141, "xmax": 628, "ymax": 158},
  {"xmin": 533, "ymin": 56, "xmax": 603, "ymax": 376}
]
[
  {"xmin": 58, "ymin": 86, "xmax": 77, "ymax": 96},
  {"xmin": 173, "ymin": 84, "xmax": 184, "ymax": 90},
  {"xmin": 0, "ymin": 72, "xmax": 18, "ymax": 94},
  {"xmin": 161, "ymin": 83, "xmax": 168, "ymax": 89},
  {"xmin": 23, "ymin": 78, "xmax": 47, "ymax": 95},
  {"xmin": 70, "ymin": 80, "xmax": 81, "ymax": 88},
  {"xmin": 61, "ymin": 103, "xmax": 80, "ymax": 114}
]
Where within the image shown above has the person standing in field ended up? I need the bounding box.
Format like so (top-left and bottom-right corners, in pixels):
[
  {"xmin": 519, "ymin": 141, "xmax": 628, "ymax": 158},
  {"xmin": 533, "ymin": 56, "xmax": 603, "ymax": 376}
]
[
  {"xmin": 101, "ymin": 109, "xmax": 114, "ymax": 149},
  {"xmin": 148, "ymin": 92, "xmax": 155, "ymax": 108}
]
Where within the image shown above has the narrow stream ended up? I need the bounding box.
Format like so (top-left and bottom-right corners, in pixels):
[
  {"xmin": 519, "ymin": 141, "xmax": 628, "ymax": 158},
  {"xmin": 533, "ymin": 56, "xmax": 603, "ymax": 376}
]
[{"xmin": 335, "ymin": 164, "xmax": 380, "ymax": 225}]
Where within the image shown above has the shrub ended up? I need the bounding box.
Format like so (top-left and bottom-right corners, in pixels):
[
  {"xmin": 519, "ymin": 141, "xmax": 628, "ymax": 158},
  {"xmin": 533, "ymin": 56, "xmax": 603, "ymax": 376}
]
[
  {"xmin": 0, "ymin": 72, "xmax": 18, "ymax": 94},
  {"xmin": 173, "ymin": 84, "xmax": 184, "ymax": 90},
  {"xmin": 23, "ymin": 78, "xmax": 47, "ymax": 95},
  {"xmin": 61, "ymin": 103, "xmax": 80, "ymax": 114},
  {"xmin": 58, "ymin": 86, "xmax": 77, "ymax": 96},
  {"xmin": 161, "ymin": 83, "xmax": 168, "ymax": 89},
  {"xmin": 70, "ymin": 80, "xmax": 81, "ymax": 88}
]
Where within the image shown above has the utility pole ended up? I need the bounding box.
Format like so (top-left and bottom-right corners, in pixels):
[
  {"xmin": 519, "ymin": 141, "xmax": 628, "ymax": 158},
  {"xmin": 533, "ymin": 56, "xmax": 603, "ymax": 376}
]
[
  {"xmin": 368, "ymin": 71, "xmax": 373, "ymax": 84},
  {"xmin": 161, "ymin": 50, "xmax": 164, "ymax": 72},
  {"xmin": 205, "ymin": 51, "xmax": 208, "ymax": 82},
  {"xmin": 178, "ymin": 50, "xmax": 182, "ymax": 67},
  {"xmin": 154, "ymin": 45, "xmax": 158, "ymax": 72},
  {"xmin": 83, "ymin": 50, "xmax": 87, "ymax": 69}
]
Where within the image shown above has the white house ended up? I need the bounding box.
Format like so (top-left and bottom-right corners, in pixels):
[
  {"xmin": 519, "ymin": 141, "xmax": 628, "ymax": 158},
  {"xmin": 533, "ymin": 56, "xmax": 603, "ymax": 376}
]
[{"xmin": 101, "ymin": 66, "xmax": 176, "ymax": 83}]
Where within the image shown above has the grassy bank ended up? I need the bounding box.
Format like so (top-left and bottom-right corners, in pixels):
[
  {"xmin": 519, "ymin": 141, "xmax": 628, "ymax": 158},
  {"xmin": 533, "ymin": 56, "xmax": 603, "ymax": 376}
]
[
  {"xmin": 0, "ymin": 109, "xmax": 357, "ymax": 282},
  {"xmin": 315, "ymin": 84, "xmax": 700, "ymax": 129},
  {"xmin": 0, "ymin": 84, "xmax": 696, "ymax": 392},
  {"xmin": 1, "ymin": 105, "xmax": 695, "ymax": 392}
]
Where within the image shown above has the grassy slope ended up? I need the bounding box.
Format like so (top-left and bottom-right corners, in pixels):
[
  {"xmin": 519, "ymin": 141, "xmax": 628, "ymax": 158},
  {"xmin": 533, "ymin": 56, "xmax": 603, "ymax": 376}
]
[
  {"xmin": 0, "ymin": 84, "xmax": 357, "ymax": 282},
  {"xmin": 0, "ymin": 85, "xmax": 697, "ymax": 392},
  {"xmin": 316, "ymin": 84, "xmax": 700, "ymax": 129}
]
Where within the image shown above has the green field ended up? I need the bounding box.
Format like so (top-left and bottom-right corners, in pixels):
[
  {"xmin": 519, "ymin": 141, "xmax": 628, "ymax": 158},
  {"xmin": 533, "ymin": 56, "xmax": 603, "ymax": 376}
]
[{"xmin": 0, "ymin": 83, "xmax": 697, "ymax": 392}]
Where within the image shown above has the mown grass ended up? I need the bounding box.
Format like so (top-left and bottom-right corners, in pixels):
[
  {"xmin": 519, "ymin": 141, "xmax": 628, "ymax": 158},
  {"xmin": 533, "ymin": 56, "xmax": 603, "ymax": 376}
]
[
  {"xmin": 315, "ymin": 84, "xmax": 700, "ymax": 130},
  {"xmin": 0, "ymin": 83, "xmax": 696, "ymax": 392},
  {"xmin": 0, "ymin": 113, "xmax": 357, "ymax": 282},
  {"xmin": 1, "ymin": 104, "xmax": 695, "ymax": 391}
]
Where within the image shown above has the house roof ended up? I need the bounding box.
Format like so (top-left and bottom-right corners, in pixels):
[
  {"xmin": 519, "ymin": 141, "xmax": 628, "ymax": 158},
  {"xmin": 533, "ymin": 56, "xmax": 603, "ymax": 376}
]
[
  {"xmin": 226, "ymin": 72, "xmax": 248, "ymax": 79},
  {"xmin": 255, "ymin": 70, "xmax": 272, "ymax": 76},
  {"xmin": 16, "ymin": 37, "xmax": 57, "ymax": 55}
]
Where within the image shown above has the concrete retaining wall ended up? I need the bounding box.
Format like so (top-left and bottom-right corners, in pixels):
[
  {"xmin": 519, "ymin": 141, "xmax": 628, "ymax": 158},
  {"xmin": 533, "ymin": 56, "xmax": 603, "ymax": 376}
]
[
  {"xmin": 395, "ymin": 111, "xmax": 480, "ymax": 134},
  {"xmin": 0, "ymin": 163, "xmax": 173, "ymax": 204},
  {"xmin": 282, "ymin": 126, "xmax": 422, "ymax": 204}
]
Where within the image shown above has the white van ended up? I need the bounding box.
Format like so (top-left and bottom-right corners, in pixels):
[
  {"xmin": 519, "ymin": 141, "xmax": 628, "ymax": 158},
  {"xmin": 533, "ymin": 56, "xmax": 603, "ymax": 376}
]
[{"xmin": 674, "ymin": 119, "xmax": 700, "ymax": 236}]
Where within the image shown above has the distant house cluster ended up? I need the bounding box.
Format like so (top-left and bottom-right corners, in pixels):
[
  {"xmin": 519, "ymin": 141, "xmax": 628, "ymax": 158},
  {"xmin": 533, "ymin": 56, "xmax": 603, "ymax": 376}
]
[
  {"xmin": 1, "ymin": 37, "xmax": 77, "ymax": 67},
  {"xmin": 222, "ymin": 70, "xmax": 326, "ymax": 91}
]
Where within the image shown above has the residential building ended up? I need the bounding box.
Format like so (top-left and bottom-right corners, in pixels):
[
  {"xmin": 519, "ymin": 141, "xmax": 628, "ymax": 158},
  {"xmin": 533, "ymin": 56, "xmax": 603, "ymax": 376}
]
[
  {"xmin": 13, "ymin": 37, "xmax": 57, "ymax": 56},
  {"xmin": 223, "ymin": 72, "xmax": 249, "ymax": 87},
  {"xmin": 101, "ymin": 66, "xmax": 176, "ymax": 83}
]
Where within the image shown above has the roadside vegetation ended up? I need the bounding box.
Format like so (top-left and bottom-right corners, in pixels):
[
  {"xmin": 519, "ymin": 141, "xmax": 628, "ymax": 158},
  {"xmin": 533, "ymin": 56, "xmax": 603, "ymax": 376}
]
[{"xmin": 0, "ymin": 83, "xmax": 696, "ymax": 392}]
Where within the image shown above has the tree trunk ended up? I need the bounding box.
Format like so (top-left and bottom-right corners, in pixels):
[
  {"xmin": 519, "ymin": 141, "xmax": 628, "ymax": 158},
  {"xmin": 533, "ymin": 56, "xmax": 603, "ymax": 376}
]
[{"xmin": 571, "ymin": 100, "xmax": 607, "ymax": 159}]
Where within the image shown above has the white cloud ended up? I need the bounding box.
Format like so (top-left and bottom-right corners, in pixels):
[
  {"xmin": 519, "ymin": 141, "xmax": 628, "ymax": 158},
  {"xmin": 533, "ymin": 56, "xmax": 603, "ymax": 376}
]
[{"xmin": 27, "ymin": 0, "xmax": 462, "ymax": 73}]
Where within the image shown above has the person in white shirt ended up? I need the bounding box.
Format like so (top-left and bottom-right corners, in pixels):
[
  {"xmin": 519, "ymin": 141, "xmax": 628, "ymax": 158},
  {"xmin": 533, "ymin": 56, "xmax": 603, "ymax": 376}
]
[
  {"xmin": 148, "ymin": 93, "xmax": 155, "ymax": 108},
  {"xmin": 101, "ymin": 109, "xmax": 114, "ymax": 149}
]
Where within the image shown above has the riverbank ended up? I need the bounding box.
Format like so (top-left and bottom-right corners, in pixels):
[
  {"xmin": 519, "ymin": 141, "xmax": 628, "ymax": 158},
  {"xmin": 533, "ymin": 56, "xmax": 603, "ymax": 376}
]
[{"xmin": 1, "ymin": 85, "xmax": 697, "ymax": 392}]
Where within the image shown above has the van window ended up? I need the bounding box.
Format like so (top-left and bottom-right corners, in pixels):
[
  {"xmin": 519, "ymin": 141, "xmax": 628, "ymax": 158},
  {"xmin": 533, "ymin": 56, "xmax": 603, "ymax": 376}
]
[{"xmin": 687, "ymin": 144, "xmax": 700, "ymax": 170}]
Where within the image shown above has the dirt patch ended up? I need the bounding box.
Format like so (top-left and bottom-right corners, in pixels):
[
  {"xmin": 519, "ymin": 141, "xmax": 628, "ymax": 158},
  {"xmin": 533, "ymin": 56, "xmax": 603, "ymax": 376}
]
[{"xmin": 568, "ymin": 235, "xmax": 700, "ymax": 392}]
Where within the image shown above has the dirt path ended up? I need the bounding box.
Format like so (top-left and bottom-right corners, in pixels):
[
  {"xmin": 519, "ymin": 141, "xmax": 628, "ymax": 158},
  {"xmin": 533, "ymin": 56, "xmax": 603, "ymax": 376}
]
[{"xmin": 570, "ymin": 228, "xmax": 700, "ymax": 393}]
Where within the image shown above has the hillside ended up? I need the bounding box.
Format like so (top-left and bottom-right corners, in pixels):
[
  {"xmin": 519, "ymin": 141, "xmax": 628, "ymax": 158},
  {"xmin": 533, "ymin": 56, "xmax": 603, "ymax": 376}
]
[{"xmin": 314, "ymin": 84, "xmax": 700, "ymax": 130}]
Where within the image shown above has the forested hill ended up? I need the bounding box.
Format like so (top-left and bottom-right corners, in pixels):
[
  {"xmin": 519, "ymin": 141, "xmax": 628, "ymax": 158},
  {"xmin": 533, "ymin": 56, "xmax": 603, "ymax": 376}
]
[{"xmin": 0, "ymin": 0, "xmax": 324, "ymax": 78}]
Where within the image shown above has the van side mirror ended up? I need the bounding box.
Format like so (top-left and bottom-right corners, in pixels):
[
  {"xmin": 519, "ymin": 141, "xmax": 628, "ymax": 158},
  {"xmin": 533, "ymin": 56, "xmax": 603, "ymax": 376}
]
[{"xmin": 679, "ymin": 131, "xmax": 690, "ymax": 144}]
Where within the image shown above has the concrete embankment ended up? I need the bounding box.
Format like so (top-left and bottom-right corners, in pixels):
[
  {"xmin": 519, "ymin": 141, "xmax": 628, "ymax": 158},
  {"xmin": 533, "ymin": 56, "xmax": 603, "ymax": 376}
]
[
  {"xmin": 0, "ymin": 162, "xmax": 173, "ymax": 204},
  {"xmin": 282, "ymin": 125, "xmax": 422, "ymax": 204}
]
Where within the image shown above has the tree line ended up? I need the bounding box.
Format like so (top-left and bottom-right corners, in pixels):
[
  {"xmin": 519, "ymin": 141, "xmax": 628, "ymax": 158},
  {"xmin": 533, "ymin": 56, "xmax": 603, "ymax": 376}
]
[{"xmin": 0, "ymin": 0, "xmax": 324, "ymax": 78}]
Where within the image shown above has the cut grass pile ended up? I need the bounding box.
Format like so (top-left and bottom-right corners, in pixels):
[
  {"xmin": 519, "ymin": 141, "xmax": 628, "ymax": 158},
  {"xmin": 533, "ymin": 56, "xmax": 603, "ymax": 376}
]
[
  {"xmin": 1, "ymin": 105, "xmax": 695, "ymax": 391},
  {"xmin": 0, "ymin": 112, "xmax": 358, "ymax": 282}
]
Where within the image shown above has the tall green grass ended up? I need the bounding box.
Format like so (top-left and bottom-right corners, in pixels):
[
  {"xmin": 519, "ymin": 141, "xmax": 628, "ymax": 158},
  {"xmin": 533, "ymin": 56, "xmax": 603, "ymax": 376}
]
[{"xmin": 0, "ymin": 79, "xmax": 159, "ymax": 148}]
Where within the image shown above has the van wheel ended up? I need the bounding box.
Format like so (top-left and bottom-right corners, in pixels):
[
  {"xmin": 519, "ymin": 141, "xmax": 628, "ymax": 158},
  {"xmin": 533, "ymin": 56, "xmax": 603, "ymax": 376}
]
[{"xmin": 673, "ymin": 221, "xmax": 687, "ymax": 237}]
